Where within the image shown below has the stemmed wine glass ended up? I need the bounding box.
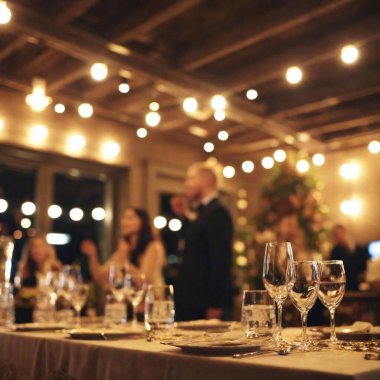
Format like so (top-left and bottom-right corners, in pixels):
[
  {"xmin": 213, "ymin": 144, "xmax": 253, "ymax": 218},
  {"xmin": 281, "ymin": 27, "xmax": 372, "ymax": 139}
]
[
  {"xmin": 108, "ymin": 263, "xmax": 128, "ymax": 303},
  {"xmin": 125, "ymin": 273, "xmax": 146, "ymax": 328},
  {"xmin": 262, "ymin": 241, "xmax": 294, "ymax": 346},
  {"xmin": 287, "ymin": 260, "xmax": 320, "ymax": 351},
  {"xmin": 318, "ymin": 260, "xmax": 346, "ymax": 344},
  {"xmin": 70, "ymin": 283, "xmax": 89, "ymax": 326}
]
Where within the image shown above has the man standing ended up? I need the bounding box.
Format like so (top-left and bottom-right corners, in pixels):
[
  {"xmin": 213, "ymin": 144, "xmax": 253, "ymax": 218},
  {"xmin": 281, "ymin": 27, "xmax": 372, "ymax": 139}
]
[{"xmin": 175, "ymin": 162, "xmax": 234, "ymax": 321}]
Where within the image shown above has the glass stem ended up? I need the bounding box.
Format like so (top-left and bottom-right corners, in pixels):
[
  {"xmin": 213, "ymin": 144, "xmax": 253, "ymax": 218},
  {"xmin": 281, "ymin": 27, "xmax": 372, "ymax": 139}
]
[
  {"xmin": 76, "ymin": 309, "xmax": 81, "ymax": 327},
  {"xmin": 276, "ymin": 301, "xmax": 283, "ymax": 344},
  {"xmin": 132, "ymin": 303, "xmax": 137, "ymax": 326},
  {"xmin": 301, "ymin": 311, "xmax": 308, "ymax": 345},
  {"xmin": 329, "ymin": 308, "xmax": 337, "ymax": 343}
]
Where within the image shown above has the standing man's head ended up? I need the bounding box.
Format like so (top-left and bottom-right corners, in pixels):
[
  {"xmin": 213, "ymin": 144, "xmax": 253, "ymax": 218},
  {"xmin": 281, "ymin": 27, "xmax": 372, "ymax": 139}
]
[{"xmin": 185, "ymin": 162, "xmax": 218, "ymax": 202}]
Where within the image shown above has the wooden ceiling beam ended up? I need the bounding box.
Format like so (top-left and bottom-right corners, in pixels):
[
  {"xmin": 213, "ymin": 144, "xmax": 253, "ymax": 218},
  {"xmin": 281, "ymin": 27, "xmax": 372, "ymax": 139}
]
[
  {"xmin": 326, "ymin": 130, "xmax": 380, "ymax": 152},
  {"xmin": 180, "ymin": 0, "xmax": 353, "ymax": 71},
  {"xmin": 217, "ymin": 138, "xmax": 281, "ymax": 156},
  {"xmin": 0, "ymin": 36, "xmax": 28, "ymax": 63},
  {"xmin": 7, "ymin": 3, "xmax": 324, "ymax": 151}
]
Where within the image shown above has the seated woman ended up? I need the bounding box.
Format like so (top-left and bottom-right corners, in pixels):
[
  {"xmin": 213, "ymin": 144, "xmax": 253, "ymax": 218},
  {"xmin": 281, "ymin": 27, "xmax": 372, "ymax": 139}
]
[
  {"xmin": 80, "ymin": 207, "xmax": 166, "ymax": 286},
  {"xmin": 14, "ymin": 234, "xmax": 62, "ymax": 323}
]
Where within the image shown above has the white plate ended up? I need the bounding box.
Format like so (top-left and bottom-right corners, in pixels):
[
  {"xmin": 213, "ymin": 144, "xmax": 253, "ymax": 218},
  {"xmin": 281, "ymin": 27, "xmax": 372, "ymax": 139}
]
[
  {"xmin": 68, "ymin": 327, "xmax": 144, "ymax": 340},
  {"xmin": 176, "ymin": 321, "xmax": 232, "ymax": 331},
  {"xmin": 13, "ymin": 323, "xmax": 67, "ymax": 332}
]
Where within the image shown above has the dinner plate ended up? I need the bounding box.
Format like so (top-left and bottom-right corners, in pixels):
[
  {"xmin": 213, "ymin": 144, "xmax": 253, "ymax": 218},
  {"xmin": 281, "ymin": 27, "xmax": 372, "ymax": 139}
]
[
  {"xmin": 311, "ymin": 323, "xmax": 380, "ymax": 341},
  {"xmin": 68, "ymin": 327, "xmax": 145, "ymax": 340},
  {"xmin": 176, "ymin": 321, "xmax": 232, "ymax": 332},
  {"xmin": 13, "ymin": 323, "xmax": 67, "ymax": 332}
]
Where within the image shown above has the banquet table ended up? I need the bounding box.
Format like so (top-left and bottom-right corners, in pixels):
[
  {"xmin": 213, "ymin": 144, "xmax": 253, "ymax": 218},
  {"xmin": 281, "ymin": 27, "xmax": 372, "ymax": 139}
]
[{"xmin": 0, "ymin": 327, "xmax": 379, "ymax": 380}]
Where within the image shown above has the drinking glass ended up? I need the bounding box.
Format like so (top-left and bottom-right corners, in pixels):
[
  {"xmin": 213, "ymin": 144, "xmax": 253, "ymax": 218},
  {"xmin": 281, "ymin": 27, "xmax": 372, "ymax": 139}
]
[
  {"xmin": 58, "ymin": 265, "xmax": 82, "ymax": 302},
  {"xmin": 262, "ymin": 241, "xmax": 293, "ymax": 345},
  {"xmin": 241, "ymin": 290, "xmax": 275, "ymax": 339},
  {"xmin": 144, "ymin": 285, "xmax": 175, "ymax": 339},
  {"xmin": 287, "ymin": 260, "xmax": 320, "ymax": 351},
  {"xmin": 108, "ymin": 263, "xmax": 127, "ymax": 303},
  {"xmin": 125, "ymin": 273, "xmax": 146, "ymax": 327},
  {"xmin": 318, "ymin": 260, "xmax": 346, "ymax": 344},
  {"xmin": 71, "ymin": 283, "xmax": 89, "ymax": 326},
  {"xmin": 0, "ymin": 236, "xmax": 14, "ymax": 283}
]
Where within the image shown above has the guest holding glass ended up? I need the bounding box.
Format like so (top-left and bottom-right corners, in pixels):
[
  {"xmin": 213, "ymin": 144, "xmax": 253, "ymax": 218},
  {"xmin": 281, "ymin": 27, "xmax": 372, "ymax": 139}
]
[{"xmin": 175, "ymin": 162, "xmax": 234, "ymax": 321}]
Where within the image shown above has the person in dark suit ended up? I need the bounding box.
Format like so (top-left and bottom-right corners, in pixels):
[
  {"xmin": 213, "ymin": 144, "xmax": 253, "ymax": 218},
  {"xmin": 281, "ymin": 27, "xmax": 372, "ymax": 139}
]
[{"xmin": 175, "ymin": 162, "xmax": 233, "ymax": 321}]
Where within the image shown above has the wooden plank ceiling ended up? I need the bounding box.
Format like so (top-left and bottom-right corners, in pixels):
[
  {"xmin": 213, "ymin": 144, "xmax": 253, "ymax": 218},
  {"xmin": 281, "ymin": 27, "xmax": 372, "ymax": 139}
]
[{"xmin": 0, "ymin": 0, "xmax": 379, "ymax": 160}]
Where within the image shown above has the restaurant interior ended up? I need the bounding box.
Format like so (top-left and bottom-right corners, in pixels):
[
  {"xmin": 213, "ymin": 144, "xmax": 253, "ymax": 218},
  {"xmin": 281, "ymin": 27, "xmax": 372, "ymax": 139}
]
[{"xmin": 0, "ymin": 1, "xmax": 380, "ymax": 379}]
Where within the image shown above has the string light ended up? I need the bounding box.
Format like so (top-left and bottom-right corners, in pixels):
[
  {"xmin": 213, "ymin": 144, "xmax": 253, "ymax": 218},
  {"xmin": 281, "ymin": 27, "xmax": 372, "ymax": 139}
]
[
  {"xmin": 214, "ymin": 110, "xmax": 226, "ymax": 121},
  {"xmin": 368, "ymin": 140, "xmax": 380, "ymax": 154},
  {"xmin": 101, "ymin": 141, "xmax": 120, "ymax": 158},
  {"xmin": 149, "ymin": 102, "xmax": 160, "ymax": 111},
  {"xmin": 21, "ymin": 201, "xmax": 36, "ymax": 216},
  {"xmin": 0, "ymin": 199, "xmax": 8, "ymax": 213},
  {"xmin": 48, "ymin": 205, "xmax": 62, "ymax": 219},
  {"xmin": 340, "ymin": 199, "xmax": 362, "ymax": 217},
  {"xmin": 211, "ymin": 95, "xmax": 226, "ymax": 111},
  {"xmin": 296, "ymin": 159, "xmax": 310, "ymax": 173},
  {"xmin": 237, "ymin": 199, "xmax": 248, "ymax": 210},
  {"xmin": 340, "ymin": 162, "xmax": 360, "ymax": 180},
  {"xmin": 25, "ymin": 78, "xmax": 52, "ymax": 112},
  {"xmin": 29, "ymin": 124, "xmax": 48, "ymax": 143},
  {"xmin": 341, "ymin": 45, "xmax": 359, "ymax": 64},
  {"xmin": 67, "ymin": 134, "xmax": 86, "ymax": 152},
  {"xmin": 203, "ymin": 142, "xmax": 214, "ymax": 153},
  {"xmin": 168, "ymin": 218, "xmax": 182, "ymax": 232},
  {"xmin": 183, "ymin": 97, "xmax": 198, "ymax": 113},
  {"xmin": 145, "ymin": 111, "xmax": 160, "ymax": 127},
  {"xmin": 286, "ymin": 66, "xmax": 303, "ymax": 84},
  {"xmin": 218, "ymin": 130, "xmax": 229, "ymax": 141},
  {"xmin": 312, "ymin": 153, "xmax": 325, "ymax": 166},
  {"xmin": 273, "ymin": 149, "xmax": 286, "ymax": 162},
  {"xmin": 21, "ymin": 218, "xmax": 32, "ymax": 229},
  {"xmin": 262, "ymin": 156, "xmax": 274, "ymax": 169},
  {"xmin": 241, "ymin": 160, "xmax": 254, "ymax": 173},
  {"xmin": 223, "ymin": 166, "xmax": 235, "ymax": 179},
  {"xmin": 137, "ymin": 128, "xmax": 148, "ymax": 138},
  {"xmin": 0, "ymin": 118, "xmax": 4, "ymax": 130},
  {"xmin": 54, "ymin": 104, "xmax": 65, "ymax": 114},
  {"xmin": 92, "ymin": 207, "xmax": 105, "ymax": 221},
  {"xmin": 0, "ymin": 1, "xmax": 12, "ymax": 24},
  {"xmin": 118, "ymin": 82, "xmax": 130, "ymax": 93},
  {"xmin": 78, "ymin": 103, "xmax": 93, "ymax": 118},
  {"xmin": 69, "ymin": 208, "xmax": 84, "ymax": 222},
  {"xmin": 154, "ymin": 216, "xmax": 167, "ymax": 229},
  {"xmin": 246, "ymin": 89, "xmax": 258, "ymax": 100},
  {"xmin": 90, "ymin": 63, "xmax": 108, "ymax": 81}
]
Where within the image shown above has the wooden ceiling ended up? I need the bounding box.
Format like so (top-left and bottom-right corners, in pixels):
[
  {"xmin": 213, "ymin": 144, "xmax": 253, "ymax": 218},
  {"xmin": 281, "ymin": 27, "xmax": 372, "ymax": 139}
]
[{"xmin": 0, "ymin": 0, "xmax": 379, "ymax": 160}]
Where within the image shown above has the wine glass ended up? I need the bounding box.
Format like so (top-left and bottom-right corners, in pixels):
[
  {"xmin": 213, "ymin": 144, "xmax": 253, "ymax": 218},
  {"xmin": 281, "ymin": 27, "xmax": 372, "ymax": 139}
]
[
  {"xmin": 108, "ymin": 263, "xmax": 127, "ymax": 303},
  {"xmin": 125, "ymin": 273, "xmax": 146, "ymax": 328},
  {"xmin": 58, "ymin": 265, "xmax": 82, "ymax": 300},
  {"xmin": 287, "ymin": 260, "xmax": 320, "ymax": 351},
  {"xmin": 262, "ymin": 242, "xmax": 293, "ymax": 346},
  {"xmin": 318, "ymin": 260, "xmax": 346, "ymax": 344},
  {"xmin": 71, "ymin": 283, "xmax": 89, "ymax": 326}
]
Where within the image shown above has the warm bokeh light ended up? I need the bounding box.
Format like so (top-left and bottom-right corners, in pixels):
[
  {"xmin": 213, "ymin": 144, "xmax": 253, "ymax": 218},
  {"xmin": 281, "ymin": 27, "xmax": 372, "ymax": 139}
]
[
  {"xmin": 203, "ymin": 142, "xmax": 214, "ymax": 153},
  {"xmin": 183, "ymin": 97, "xmax": 198, "ymax": 113},
  {"xmin": 238, "ymin": 216, "xmax": 247, "ymax": 226},
  {"xmin": 0, "ymin": 1, "xmax": 12, "ymax": 24},
  {"xmin": 261, "ymin": 156, "xmax": 274, "ymax": 169},
  {"xmin": 136, "ymin": 127, "xmax": 148, "ymax": 138},
  {"xmin": 341, "ymin": 45, "xmax": 359, "ymax": 64},
  {"xmin": 67, "ymin": 134, "xmax": 86, "ymax": 152},
  {"xmin": 296, "ymin": 159, "xmax": 310, "ymax": 173},
  {"xmin": 237, "ymin": 189, "xmax": 247, "ymax": 198},
  {"xmin": 214, "ymin": 110, "xmax": 226, "ymax": 121},
  {"xmin": 46, "ymin": 233, "xmax": 71, "ymax": 245},
  {"xmin": 92, "ymin": 207, "xmax": 105, "ymax": 221},
  {"xmin": 234, "ymin": 241, "xmax": 245, "ymax": 253},
  {"xmin": 340, "ymin": 199, "xmax": 362, "ymax": 217},
  {"xmin": 339, "ymin": 162, "xmax": 360, "ymax": 180},
  {"xmin": 48, "ymin": 205, "xmax": 62, "ymax": 219},
  {"xmin": 223, "ymin": 165, "xmax": 235, "ymax": 179},
  {"xmin": 90, "ymin": 62, "xmax": 108, "ymax": 81},
  {"xmin": 297, "ymin": 132, "xmax": 310, "ymax": 142},
  {"xmin": 188, "ymin": 125, "xmax": 208, "ymax": 138},
  {"xmin": 118, "ymin": 82, "xmax": 130, "ymax": 93},
  {"xmin": 368, "ymin": 140, "xmax": 380, "ymax": 154},
  {"xmin": 286, "ymin": 66, "xmax": 303, "ymax": 84},
  {"xmin": 145, "ymin": 111, "xmax": 160, "ymax": 127},
  {"xmin": 101, "ymin": 141, "xmax": 120, "ymax": 158},
  {"xmin": 54, "ymin": 103, "xmax": 65, "ymax": 114},
  {"xmin": 284, "ymin": 135, "xmax": 295, "ymax": 144},
  {"xmin": 69, "ymin": 208, "xmax": 84, "ymax": 222},
  {"xmin": 21, "ymin": 218, "xmax": 31, "ymax": 229},
  {"xmin": 168, "ymin": 218, "xmax": 182, "ymax": 232},
  {"xmin": 241, "ymin": 160, "xmax": 254, "ymax": 173},
  {"xmin": 236, "ymin": 255, "xmax": 248, "ymax": 267},
  {"xmin": 25, "ymin": 78, "xmax": 52, "ymax": 112},
  {"xmin": 273, "ymin": 149, "xmax": 286, "ymax": 162},
  {"xmin": 154, "ymin": 216, "xmax": 167, "ymax": 229},
  {"xmin": 246, "ymin": 89, "xmax": 258, "ymax": 100},
  {"xmin": 78, "ymin": 103, "xmax": 93, "ymax": 118},
  {"xmin": 149, "ymin": 102, "xmax": 160, "ymax": 112},
  {"xmin": 312, "ymin": 153, "xmax": 325, "ymax": 166},
  {"xmin": 237, "ymin": 199, "xmax": 248, "ymax": 210},
  {"xmin": 29, "ymin": 124, "xmax": 48, "ymax": 143},
  {"xmin": 218, "ymin": 130, "xmax": 229, "ymax": 141},
  {"xmin": 13, "ymin": 230, "xmax": 23, "ymax": 240},
  {"xmin": 0, "ymin": 118, "xmax": 3, "ymax": 130},
  {"xmin": 211, "ymin": 94, "xmax": 226, "ymax": 111},
  {"xmin": 0, "ymin": 199, "xmax": 8, "ymax": 213},
  {"xmin": 21, "ymin": 201, "xmax": 36, "ymax": 216}
]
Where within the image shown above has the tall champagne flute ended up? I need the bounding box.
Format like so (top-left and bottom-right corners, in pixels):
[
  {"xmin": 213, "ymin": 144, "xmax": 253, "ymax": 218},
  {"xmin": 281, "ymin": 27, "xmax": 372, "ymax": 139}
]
[
  {"xmin": 125, "ymin": 273, "xmax": 146, "ymax": 327},
  {"xmin": 287, "ymin": 261, "xmax": 320, "ymax": 351},
  {"xmin": 318, "ymin": 260, "xmax": 346, "ymax": 344},
  {"xmin": 262, "ymin": 242, "xmax": 294, "ymax": 345}
]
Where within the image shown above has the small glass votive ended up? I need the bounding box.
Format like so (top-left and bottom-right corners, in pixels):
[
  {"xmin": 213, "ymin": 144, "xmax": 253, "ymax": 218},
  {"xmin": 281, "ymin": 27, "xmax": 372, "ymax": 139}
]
[{"xmin": 241, "ymin": 290, "xmax": 275, "ymax": 339}]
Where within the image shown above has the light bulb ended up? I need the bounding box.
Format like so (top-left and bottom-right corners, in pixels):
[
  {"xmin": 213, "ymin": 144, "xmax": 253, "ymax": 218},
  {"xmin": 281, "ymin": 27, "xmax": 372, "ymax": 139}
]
[
  {"xmin": 90, "ymin": 63, "xmax": 108, "ymax": 81},
  {"xmin": 312, "ymin": 153, "xmax": 325, "ymax": 166},
  {"xmin": 223, "ymin": 165, "xmax": 235, "ymax": 179},
  {"xmin": 273, "ymin": 149, "xmax": 286, "ymax": 162},
  {"xmin": 118, "ymin": 82, "xmax": 130, "ymax": 93},
  {"xmin": 286, "ymin": 66, "xmax": 303, "ymax": 84},
  {"xmin": 54, "ymin": 104, "xmax": 65, "ymax": 114},
  {"xmin": 214, "ymin": 110, "xmax": 226, "ymax": 121},
  {"xmin": 145, "ymin": 111, "xmax": 160, "ymax": 127},
  {"xmin": 203, "ymin": 142, "xmax": 214, "ymax": 153},
  {"xmin": 183, "ymin": 97, "xmax": 198, "ymax": 113},
  {"xmin": 262, "ymin": 156, "xmax": 274, "ymax": 169},
  {"xmin": 246, "ymin": 89, "xmax": 258, "ymax": 100},
  {"xmin": 137, "ymin": 128, "xmax": 148, "ymax": 138},
  {"xmin": 218, "ymin": 130, "xmax": 229, "ymax": 141},
  {"xmin": 211, "ymin": 95, "xmax": 226, "ymax": 111},
  {"xmin": 21, "ymin": 201, "xmax": 36, "ymax": 216},
  {"xmin": 154, "ymin": 216, "xmax": 167, "ymax": 229},
  {"xmin": 67, "ymin": 134, "xmax": 86, "ymax": 152},
  {"xmin": 29, "ymin": 124, "xmax": 48, "ymax": 143},
  {"xmin": 78, "ymin": 103, "xmax": 93, "ymax": 118},
  {"xmin": 341, "ymin": 45, "xmax": 359, "ymax": 64},
  {"xmin": 48, "ymin": 205, "xmax": 62, "ymax": 219},
  {"xmin": 296, "ymin": 159, "xmax": 310, "ymax": 173},
  {"xmin": 149, "ymin": 102, "xmax": 160, "ymax": 111},
  {"xmin": 92, "ymin": 207, "xmax": 105, "ymax": 221},
  {"xmin": 0, "ymin": 1, "xmax": 12, "ymax": 24},
  {"xmin": 69, "ymin": 208, "xmax": 84, "ymax": 222},
  {"xmin": 241, "ymin": 160, "xmax": 254, "ymax": 173},
  {"xmin": 102, "ymin": 141, "xmax": 120, "ymax": 158}
]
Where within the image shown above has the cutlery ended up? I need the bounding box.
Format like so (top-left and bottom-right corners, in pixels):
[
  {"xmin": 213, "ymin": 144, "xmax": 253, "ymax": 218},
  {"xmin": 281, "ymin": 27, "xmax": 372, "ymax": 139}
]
[{"xmin": 233, "ymin": 346, "xmax": 292, "ymax": 358}]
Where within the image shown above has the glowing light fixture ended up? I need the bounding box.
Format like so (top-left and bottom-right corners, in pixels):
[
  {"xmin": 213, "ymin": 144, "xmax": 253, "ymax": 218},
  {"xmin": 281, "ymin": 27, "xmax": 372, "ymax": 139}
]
[
  {"xmin": 48, "ymin": 205, "xmax": 62, "ymax": 219},
  {"xmin": 296, "ymin": 159, "xmax": 310, "ymax": 173},
  {"xmin": 223, "ymin": 165, "xmax": 235, "ymax": 179},
  {"xmin": 0, "ymin": 1, "xmax": 12, "ymax": 24},
  {"xmin": 102, "ymin": 141, "xmax": 120, "ymax": 158},
  {"xmin": 46, "ymin": 233, "xmax": 71, "ymax": 245},
  {"xmin": 154, "ymin": 216, "xmax": 167, "ymax": 229},
  {"xmin": 339, "ymin": 162, "xmax": 360, "ymax": 180},
  {"xmin": 29, "ymin": 124, "xmax": 48, "ymax": 143},
  {"xmin": 0, "ymin": 199, "xmax": 8, "ymax": 213},
  {"xmin": 286, "ymin": 66, "xmax": 303, "ymax": 84},
  {"xmin": 90, "ymin": 63, "xmax": 108, "ymax": 81},
  {"xmin": 67, "ymin": 134, "xmax": 86, "ymax": 152},
  {"xmin": 262, "ymin": 156, "xmax": 274, "ymax": 169},
  {"xmin": 341, "ymin": 45, "xmax": 359, "ymax": 64},
  {"xmin": 340, "ymin": 199, "xmax": 362, "ymax": 217},
  {"xmin": 234, "ymin": 241, "xmax": 245, "ymax": 254},
  {"xmin": 145, "ymin": 111, "xmax": 160, "ymax": 127},
  {"xmin": 21, "ymin": 218, "xmax": 31, "ymax": 229},
  {"xmin": 69, "ymin": 208, "xmax": 84, "ymax": 222},
  {"xmin": 0, "ymin": 118, "xmax": 3, "ymax": 130},
  {"xmin": 211, "ymin": 94, "xmax": 226, "ymax": 111},
  {"xmin": 92, "ymin": 207, "xmax": 105, "ymax": 221},
  {"xmin": 25, "ymin": 78, "xmax": 52, "ymax": 112},
  {"xmin": 78, "ymin": 103, "xmax": 93, "ymax": 118},
  {"xmin": 218, "ymin": 130, "xmax": 229, "ymax": 141},
  {"xmin": 183, "ymin": 97, "xmax": 198, "ymax": 113},
  {"xmin": 21, "ymin": 201, "xmax": 36, "ymax": 216},
  {"xmin": 241, "ymin": 160, "xmax": 254, "ymax": 173},
  {"xmin": 237, "ymin": 199, "xmax": 248, "ymax": 210},
  {"xmin": 203, "ymin": 142, "xmax": 214, "ymax": 153},
  {"xmin": 246, "ymin": 89, "xmax": 258, "ymax": 100},
  {"xmin": 149, "ymin": 102, "xmax": 160, "ymax": 112},
  {"xmin": 168, "ymin": 218, "xmax": 182, "ymax": 232},
  {"xmin": 136, "ymin": 127, "xmax": 148, "ymax": 138},
  {"xmin": 54, "ymin": 103, "xmax": 65, "ymax": 114},
  {"xmin": 214, "ymin": 110, "xmax": 226, "ymax": 121},
  {"xmin": 368, "ymin": 140, "xmax": 380, "ymax": 154},
  {"xmin": 312, "ymin": 153, "xmax": 325, "ymax": 166},
  {"xmin": 273, "ymin": 149, "xmax": 286, "ymax": 162},
  {"xmin": 118, "ymin": 82, "xmax": 130, "ymax": 93}
]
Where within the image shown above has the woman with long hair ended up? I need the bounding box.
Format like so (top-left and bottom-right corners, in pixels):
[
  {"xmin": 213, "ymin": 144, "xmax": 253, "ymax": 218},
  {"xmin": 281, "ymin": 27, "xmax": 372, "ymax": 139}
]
[{"xmin": 81, "ymin": 208, "xmax": 166, "ymax": 285}]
